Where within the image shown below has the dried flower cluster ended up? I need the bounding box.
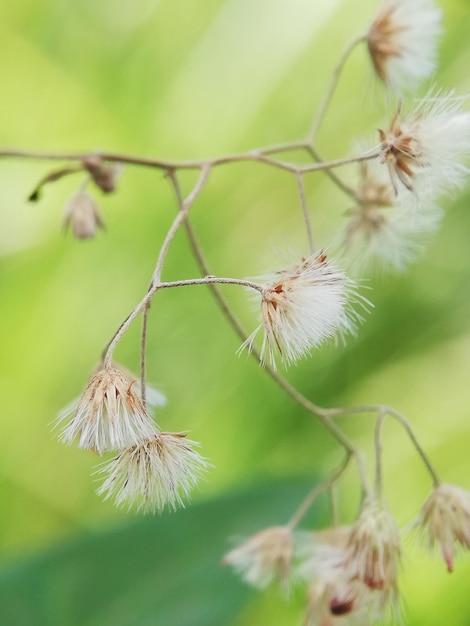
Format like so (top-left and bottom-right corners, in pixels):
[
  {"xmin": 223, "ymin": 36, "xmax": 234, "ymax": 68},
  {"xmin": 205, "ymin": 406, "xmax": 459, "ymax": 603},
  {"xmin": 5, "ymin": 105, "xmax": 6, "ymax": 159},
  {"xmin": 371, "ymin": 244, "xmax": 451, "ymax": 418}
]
[
  {"xmin": 58, "ymin": 363, "xmax": 208, "ymax": 511},
  {"xmin": 225, "ymin": 485, "xmax": 470, "ymax": 624},
  {"xmin": 2, "ymin": 0, "xmax": 470, "ymax": 623}
]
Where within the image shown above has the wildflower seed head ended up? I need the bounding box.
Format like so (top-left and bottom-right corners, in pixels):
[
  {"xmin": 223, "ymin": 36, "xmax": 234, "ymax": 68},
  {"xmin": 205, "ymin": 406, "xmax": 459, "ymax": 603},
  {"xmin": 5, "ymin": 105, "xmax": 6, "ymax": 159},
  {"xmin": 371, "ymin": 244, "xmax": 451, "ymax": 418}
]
[
  {"xmin": 300, "ymin": 526, "xmax": 399, "ymax": 625},
  {"xmin": 58, "ymin": 365, "xmax": 159, "ymax": 454},
  {"xmin": 63, "ymin": 191, "xmax": 104, "ymax": 239},
  {"xmin": 96, "ymin": 432, "xmax": 209, "ymax": 512},
  {"xmin": 378, "ymin": 91, "xmax": 470, "ymax": 195},
  {"xmin": 348, "ymin": 498, "xmax": 401, "ymax": 591},
  {"xmin": 418, "ymin": 483, "xmax": 470, "ymax": 572},
  {"xmin": 367, "ymin": 0, "xmax": 442, "ymax": 93},
  {"xmin": 241, "ymin": 252, "xmax": 368, "ymax": 369},
  {"xmin": 340, "ymin": 162, "xmax": 441, "ymax": 274},
  {"xmin": 222, "ymin": 526, "xmax": 294, "ymax": 590}
]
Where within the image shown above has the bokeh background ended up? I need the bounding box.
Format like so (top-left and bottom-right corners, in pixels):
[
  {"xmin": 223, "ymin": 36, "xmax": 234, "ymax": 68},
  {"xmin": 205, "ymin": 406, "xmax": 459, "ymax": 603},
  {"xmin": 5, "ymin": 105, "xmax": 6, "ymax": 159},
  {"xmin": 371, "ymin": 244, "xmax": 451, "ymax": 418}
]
[{"xmin": 1, "ymin": 0, "xmax": 470, "ymax": 624}]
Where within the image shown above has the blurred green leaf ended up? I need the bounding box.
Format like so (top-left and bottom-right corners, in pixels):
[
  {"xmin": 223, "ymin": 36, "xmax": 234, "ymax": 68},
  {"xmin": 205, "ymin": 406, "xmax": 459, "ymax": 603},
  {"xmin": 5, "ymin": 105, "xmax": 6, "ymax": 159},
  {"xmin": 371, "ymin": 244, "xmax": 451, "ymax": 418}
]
[{"xmin": 0, "ymin": 478, "xmax": 316, "ymax": 626}]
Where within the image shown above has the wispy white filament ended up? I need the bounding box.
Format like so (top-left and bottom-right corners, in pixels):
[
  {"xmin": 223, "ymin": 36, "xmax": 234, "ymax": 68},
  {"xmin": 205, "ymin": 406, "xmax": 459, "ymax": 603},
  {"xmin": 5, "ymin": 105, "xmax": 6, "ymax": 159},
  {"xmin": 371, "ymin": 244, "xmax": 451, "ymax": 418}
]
[
  {"xmin": 96, "ymin": 433, "xmax": 209, "ymax": 512},
  {"xmin": 241, "ymin": 252, "xmax": 369, "ymax": 368}
]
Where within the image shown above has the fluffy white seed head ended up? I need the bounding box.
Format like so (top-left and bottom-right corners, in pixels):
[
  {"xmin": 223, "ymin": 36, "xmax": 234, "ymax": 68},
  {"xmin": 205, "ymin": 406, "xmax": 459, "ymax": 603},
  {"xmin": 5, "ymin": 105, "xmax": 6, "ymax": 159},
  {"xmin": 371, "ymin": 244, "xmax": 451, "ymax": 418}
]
[
  {"xmin": 222, "ymin": 526, "xmax": 294, "ymax": 591},
  {"xmin": 96, "ymin": 432, "xmax": 209, "ymax": 512},
  {"xmin": 58, "ymin": 364, "xmax": 159, "ymax": 454},
  {"xmin": 367, "ymin": 0, "xmax": 442, "ymax": 93},
  {"xmin": 241, "ymin": 252, "xmax": 368, "ymax": 369},
  {"xmin": 347, "ymin": 498, "xmax": 401, "ymax": 591},
  {"xmin": 379, "ymin": 91, "xmax": 470, "ymax": 196},
  {"xmin": 418, "ymin": 483, "xmax": 470, "ymax": 572},
  {"xmin": 339, "ymin": 162, "xmax": 441, "ymax": 274},
  {"xmin": 300, "ymin": 527, "xmax": 398, "ymax": 626}
]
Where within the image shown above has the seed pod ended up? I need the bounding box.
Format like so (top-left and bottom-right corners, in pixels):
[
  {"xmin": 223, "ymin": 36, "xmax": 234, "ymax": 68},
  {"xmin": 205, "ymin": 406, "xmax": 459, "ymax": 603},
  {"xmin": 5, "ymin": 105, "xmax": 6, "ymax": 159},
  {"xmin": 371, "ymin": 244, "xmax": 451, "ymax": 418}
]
[{"xmin": 63, "ymin": 191, "xmax": 104, "ymax": 239}]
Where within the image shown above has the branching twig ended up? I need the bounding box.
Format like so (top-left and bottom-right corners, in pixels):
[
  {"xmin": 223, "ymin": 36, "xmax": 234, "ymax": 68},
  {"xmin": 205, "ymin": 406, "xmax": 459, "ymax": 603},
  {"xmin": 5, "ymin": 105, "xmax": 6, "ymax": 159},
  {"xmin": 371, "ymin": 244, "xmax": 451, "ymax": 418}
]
[
  {"xmin": 0, "ymin": 145, "xmax": 379, "ymax": 178},
  {"xmin": 167, "ymin": 173, "xmax": 371, "ymax": 495},
  {"xmin": 287, "ymin": 453, "xmax": 352, "ymax": 529},
  {"xmin": 330, "ymin": 404, "xmax": 440, "ymax": 487}
]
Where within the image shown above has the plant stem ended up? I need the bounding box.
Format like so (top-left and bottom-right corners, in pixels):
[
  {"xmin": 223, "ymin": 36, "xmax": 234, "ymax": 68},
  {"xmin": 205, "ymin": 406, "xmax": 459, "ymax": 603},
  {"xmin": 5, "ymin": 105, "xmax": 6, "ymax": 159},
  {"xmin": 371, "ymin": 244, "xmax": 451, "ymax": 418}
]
[
  {"xmin": 307, "ymin": 34, "xmax": 367, "ymax": 143},
  {"xmin": 305, "ymin": 145, "xmax": 360, "ymax": 201},
  {"xmin": 287, "ymin": 454, "xmax": 351, "ymax": 529},
  {"xmin": 330, "ymin": 404, "xmax": 440, "ymax": 487},
  {"xmin": 374, "ymin": 409, "xmax": 387, "ymax": 497},
  {"xmin": 0, "ymin": 145, "xmax": 378, "ymax": 179},
  {"xmin": 169, "ymin": 176, "xmax": 372, "ymax": 494},
  {"xmin": 101, "ymin": 165, "xmax": 211, "ymax": 366},
  {"xmin": 295, "ymin": 173, "xmax": 315, "ymax": 254}
]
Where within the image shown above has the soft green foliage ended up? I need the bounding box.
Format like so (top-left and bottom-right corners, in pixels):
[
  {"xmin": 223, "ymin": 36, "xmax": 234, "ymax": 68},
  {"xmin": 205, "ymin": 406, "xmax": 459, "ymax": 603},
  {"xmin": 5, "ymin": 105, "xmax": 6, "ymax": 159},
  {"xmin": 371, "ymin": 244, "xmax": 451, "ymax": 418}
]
[
  {"xmin": 1, "ymin": 0, "xmax": 470, "ymax": 624},
  {"xmin": 0, "ymin": 480, "xmax": 315, "ymax": 626}
]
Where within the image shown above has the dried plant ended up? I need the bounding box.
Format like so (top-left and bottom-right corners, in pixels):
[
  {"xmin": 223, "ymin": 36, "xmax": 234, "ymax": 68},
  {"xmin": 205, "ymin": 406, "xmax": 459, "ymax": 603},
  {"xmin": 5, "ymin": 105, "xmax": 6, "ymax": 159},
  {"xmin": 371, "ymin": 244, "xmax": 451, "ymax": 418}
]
[{"xmin": 3, "ymin": 0, "xmax": 470, "ymax": 623}]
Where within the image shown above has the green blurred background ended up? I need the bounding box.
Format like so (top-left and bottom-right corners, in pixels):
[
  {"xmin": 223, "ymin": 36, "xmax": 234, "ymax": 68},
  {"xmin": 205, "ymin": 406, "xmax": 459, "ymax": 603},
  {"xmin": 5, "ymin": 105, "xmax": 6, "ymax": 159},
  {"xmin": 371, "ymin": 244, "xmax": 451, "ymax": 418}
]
[{"xmin": 1, "ymin": 0, "xmax": 470, "ymax": 624}]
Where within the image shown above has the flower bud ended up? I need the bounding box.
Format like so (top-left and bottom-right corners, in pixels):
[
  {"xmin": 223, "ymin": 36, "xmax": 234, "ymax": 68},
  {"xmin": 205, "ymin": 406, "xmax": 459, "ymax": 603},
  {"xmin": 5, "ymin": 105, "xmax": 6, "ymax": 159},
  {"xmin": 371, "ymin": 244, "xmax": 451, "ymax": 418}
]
[
  {"xmin": 348, "ymin": 498, "xmax": 401, "ymax": 591},
  {"xmin": 83, "ymin": 155, "xmax": 124, "ymax": 193},
  {"xmin": 419, "ymin": 483, "xmax": 470, "ymax": 572},
  {"xmin": 63, "ymin": 191, "xmax": 104, "ymax": 239}
]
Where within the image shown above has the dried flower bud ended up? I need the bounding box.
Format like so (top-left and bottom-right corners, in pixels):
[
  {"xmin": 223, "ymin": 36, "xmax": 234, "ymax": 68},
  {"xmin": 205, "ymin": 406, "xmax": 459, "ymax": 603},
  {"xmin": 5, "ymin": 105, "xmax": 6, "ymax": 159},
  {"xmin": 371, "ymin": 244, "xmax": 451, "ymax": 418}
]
[
  {"xmin": 57, "ymin": 364, "xmax": 159, "ymax": 454},
  {"xmin": 367, "ymin": 0, "xmax": 442, "ymax": 93},
  {"xmin": 96, "ymin": 432, "xmax": 209, "ymax": 512},
  {"xmin": 340, "ymin": 162, "xmax": 440, "ymax": 274},
  {"xmin": 378, "ymin": 91, "xmax": 470, "ymax": 195},
  {"xmin": 348, "ymin": 498, "xmax": 401, "ymax": 591},
  {"xmin": 83, "ymin": 155, "xmax": 124, "ymax": 193},
  {"xmin": 240, "ymin": 252, "xmax": 368, "ymax": 369},
  {"xmin": 63, "ymin": 191, "xmax": 104, "ymax": 239},
  {"xmin": 222, "ymin": 526, "xmax": 294, "ymax": 590},
  {"xmin": 300, "ymin": 527, "xmax": 397, "ymax": 626},
  {"xmin": 418, "ymin": 483, "xmax": 470, "ymax": 572}
]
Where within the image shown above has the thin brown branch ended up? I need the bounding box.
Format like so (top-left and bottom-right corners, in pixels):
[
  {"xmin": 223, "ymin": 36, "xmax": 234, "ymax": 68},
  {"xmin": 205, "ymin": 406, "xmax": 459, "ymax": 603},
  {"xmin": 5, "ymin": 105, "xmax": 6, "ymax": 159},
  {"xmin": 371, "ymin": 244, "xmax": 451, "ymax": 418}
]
[
  {"xmin": 287, "ymin": 453, "xmax": 352, "ymax": 529},
  {"xmin": 28, "ymin": 165, "xmax": 84, "ymax": 201},
  {"xmin": 307, "ymin": 34, "xmax": 367, "ymax": 143},
  {"xmin": 305, "ymin": 145, "xmax": 360, "ymax": 201},
  {"xmin": 0, "ymin": 145, "xmax": 379, "ymax": 178},
  {"xmin": 140, "ymin": 301, "xmax": 151, "ymax": 408},
  {"xmin": 329, "ymin": 404, "xmax": 441, "ymax": 487},
  {"xmin": 374, "ymin": 409, "xmax": 387, "ymax": 497},
  {"xmin": 101, "ymin": 166, "xmax": 212, "ymax": 367},
  {"xmin": 295, "ymin": 173, "xmax": 314, "ymax": 254}
]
